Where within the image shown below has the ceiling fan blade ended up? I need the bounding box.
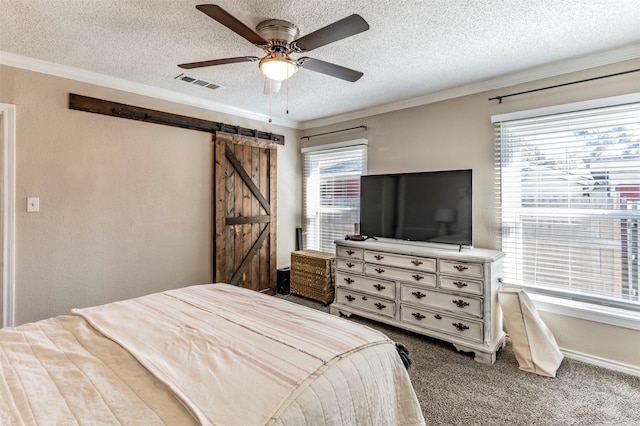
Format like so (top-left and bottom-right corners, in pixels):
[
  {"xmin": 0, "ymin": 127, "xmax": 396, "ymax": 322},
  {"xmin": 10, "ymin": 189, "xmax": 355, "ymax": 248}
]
[
  {"xmin": 264, "ymin": 79, "xmax": 282, "ymax": 95},
  {"xmin": 293, "ymin": 14, "xmax": 369, "ymax": 52},
  {"xmin": 178, "ymin": 56, "xmax": 259, "ymax": 69},
  {"xmin": 298, "ymin": 57, "xmax": 363, "ymax": 82},
  {"xmin": 196, "ymin": 4, "xmax": 268, "ymax": 46}
]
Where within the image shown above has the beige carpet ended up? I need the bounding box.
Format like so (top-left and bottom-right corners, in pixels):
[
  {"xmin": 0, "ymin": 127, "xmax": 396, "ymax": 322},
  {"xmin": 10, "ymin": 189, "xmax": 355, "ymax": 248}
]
[{"xmin": 276, "ymin": 293, "xmax": 640, "ymax": 426}]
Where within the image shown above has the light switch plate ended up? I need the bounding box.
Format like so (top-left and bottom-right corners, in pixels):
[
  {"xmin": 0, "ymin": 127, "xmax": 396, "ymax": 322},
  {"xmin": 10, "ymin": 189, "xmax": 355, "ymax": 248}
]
[{"xmin": 27, "ymin": 197, "xmax": 39, "ymax": 213}]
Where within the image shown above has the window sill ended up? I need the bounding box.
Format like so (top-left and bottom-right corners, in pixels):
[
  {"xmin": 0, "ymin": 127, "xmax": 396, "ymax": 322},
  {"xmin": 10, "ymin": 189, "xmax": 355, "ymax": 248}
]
[{"xmin": 528, "ymin": 293, "xmax": 640, "ymax": 331}]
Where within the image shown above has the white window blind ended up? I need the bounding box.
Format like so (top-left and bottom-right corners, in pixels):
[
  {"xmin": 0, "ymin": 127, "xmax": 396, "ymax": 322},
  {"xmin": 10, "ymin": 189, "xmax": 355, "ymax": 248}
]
[
  {"xmin": 303, "ymin": 143, "xmax": 367, "ymax": 253},
  {"xmin": 495, "ymin": 101, "xmax": 640, "ymax": 311}
]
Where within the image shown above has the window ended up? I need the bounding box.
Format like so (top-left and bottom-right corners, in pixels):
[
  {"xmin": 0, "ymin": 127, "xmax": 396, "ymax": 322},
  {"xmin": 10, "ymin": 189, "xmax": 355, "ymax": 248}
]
[
  {"xmin": 302, "ymin": 141, "xmax": 367, "ymax": 253},
  {"xmin": 494, "ymin": 98, "xmax": 640, "ymax": 312}
]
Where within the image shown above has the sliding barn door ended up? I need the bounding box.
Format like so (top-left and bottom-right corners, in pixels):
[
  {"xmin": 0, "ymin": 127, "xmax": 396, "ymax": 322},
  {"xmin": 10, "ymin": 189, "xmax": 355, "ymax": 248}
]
[{"xmin": 213, "ymin": 133, "xmax": 277, "ymax": 294}]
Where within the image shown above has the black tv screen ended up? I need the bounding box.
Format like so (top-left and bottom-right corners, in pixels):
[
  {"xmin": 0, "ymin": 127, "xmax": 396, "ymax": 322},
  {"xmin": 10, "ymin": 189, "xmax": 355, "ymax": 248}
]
[{"xmin": 360, "ymin": 169, "xmax": 472, "ymax": 246}]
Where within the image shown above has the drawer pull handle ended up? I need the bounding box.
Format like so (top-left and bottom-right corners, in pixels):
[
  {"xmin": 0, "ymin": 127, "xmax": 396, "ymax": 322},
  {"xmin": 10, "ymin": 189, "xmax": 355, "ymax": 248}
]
[
  {"xmin": 454, "ymin": 264, "xmax": 469, "ymax": 272},
  {"xmin": 346, "ymin": 262, "xmax": 355, "ymax": 268},
  {"xmin": 362, "ymin": 296, "xmax": 368, "ymax": 301},
  {"xmin": 374, "ymin": 302, "xmax": 386, "ymax": 310},
  {"xmin": 412, "ymin": 274, "xmax": 424, "ymax": 281},
  {"xmin": 452, "ymin": 299, "xmax": 470, "ymax": 308},
  {"xmin": 411, "ymin": 260, "xmax": 423, "ymax": 266},
  {"xmin": 453, "ymin": 322, "xmax": 470, "ymax": 331},
  {"xmin": 374, "ymin": 254, "xmax": 384, "ymax": 260},
  {"xmin": 434, "ymin": 314, "xmax": 442, "ymax": 320},
  {"xmin": 346, "ymin": 250, "xmax": 355, "ymax": 255},
  {"xmin": 375, "ymin": 268, "xmax": 385, "ymax": 274},
  {"xmin": 412, "ymin": 312, "xmax": 425, "ymax": 320},
  {"xmin": 373, "ymin": 284, "xmax": 386, "ymax": 291},
  {"xmin": 344, "ymin": 277, "xmax": 354, "ymax": 284},
  {"xmin": 345, "ymin": 295, "xmax": 355, "ymax": 302},
  {"xmin": 412, "ymin": 291, "xmax": 426, "ymax": 299},
  {"xmin": 453, "ymin": 281, "xmax": 468, "ymax": 288}
]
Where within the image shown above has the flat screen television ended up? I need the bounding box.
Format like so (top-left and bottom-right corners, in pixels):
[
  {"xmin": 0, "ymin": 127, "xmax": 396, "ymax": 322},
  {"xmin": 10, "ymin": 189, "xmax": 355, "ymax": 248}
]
[{"xmin": 359, "ymin": 169, "xmax": 472, "ymax": 246}]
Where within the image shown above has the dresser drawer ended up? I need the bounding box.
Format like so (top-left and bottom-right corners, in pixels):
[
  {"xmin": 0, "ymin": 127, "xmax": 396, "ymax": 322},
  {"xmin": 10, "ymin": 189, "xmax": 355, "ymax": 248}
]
[
  {"xmin": 400, "ymin": 285, "xmax": 483, "ymax": 318},
  {"xmin": 439, "ymin": 276, "xmax": 483, "ymax": 296},
  {"xmin": 336, "ymin": 272, "xmax": 396, "ymax": 299},
  {"xmin": 337, "ymin": 246, "xmax": 364, "ymax": 260},
  {"xmin": 365, "ymin": 263, "xmax": 436, "ymax": 287},
  {"xmin": 364, "ymin": 251, "xmax": 436, "ymax": 273},
  {"xmin": 336, "ymin": 288, "xmax": 395, "ymax": 318},
  {"xmin": 400, "ymin": 305, "xmax": 483, "ymax": 343},
  {"xmin": 337, "ymin": 258, "xmax": 364, "ymax": 273},
  {"xmin": 440, "ymin": 260, "xmax": 484, "ymax": 278}
]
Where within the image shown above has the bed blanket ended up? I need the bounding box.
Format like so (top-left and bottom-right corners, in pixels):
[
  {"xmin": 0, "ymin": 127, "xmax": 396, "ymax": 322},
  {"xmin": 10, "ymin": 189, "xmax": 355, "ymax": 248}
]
[
  {"xmin": 1, "ymin": 283, "xmax": 425, "ymax": 425},
  {"xmin": 0, "ymin": 313, "xmax": 196, "ymax": 425}
]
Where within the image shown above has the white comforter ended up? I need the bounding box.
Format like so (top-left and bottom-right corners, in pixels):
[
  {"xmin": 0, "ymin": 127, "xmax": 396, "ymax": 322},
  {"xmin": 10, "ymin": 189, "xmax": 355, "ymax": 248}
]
[{"xmin": 1, "ymin": 283, "xmax": 424, "ymax": 425}]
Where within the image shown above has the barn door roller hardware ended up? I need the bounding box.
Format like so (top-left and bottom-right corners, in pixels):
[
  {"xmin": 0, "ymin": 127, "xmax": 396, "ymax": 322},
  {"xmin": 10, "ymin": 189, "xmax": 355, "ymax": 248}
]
[{"xmin": 68, "ymin": 93, "xmax": 285, "ymax": 144}]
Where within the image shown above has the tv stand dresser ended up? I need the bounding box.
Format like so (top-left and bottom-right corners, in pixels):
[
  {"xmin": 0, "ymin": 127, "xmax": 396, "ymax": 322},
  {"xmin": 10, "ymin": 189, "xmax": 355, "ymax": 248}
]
[{"xmin": 330, "ymin": 239, "xmax": 506, "ymax": 364}]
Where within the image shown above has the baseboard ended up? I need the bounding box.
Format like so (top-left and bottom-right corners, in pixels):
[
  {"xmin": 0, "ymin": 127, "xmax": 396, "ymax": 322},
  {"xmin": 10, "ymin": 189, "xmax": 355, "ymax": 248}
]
[{"xmin": 561, "ymin": 349, "xmax": 640, "ymax": 378}]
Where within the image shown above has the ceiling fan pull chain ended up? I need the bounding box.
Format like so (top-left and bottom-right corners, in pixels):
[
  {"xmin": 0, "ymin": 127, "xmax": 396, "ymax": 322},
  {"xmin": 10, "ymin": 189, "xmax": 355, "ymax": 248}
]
[{"xmin": 268, "ymin": 80, "xmax": 273, "ymax": 123}]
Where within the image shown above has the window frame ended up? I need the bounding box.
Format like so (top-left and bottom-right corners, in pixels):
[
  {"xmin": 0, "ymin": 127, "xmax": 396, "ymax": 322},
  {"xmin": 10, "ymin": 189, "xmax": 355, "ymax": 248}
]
[
  {"xmin": 492, "ymin": 93, "xmax": 640, "ymax": 330},
  {"xmin": 301, "ymin": 139, "xmax": 368, "ymax": 253}
]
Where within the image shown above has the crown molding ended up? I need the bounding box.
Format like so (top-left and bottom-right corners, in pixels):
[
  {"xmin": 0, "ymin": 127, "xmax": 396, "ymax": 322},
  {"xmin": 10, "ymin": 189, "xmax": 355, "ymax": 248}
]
[
  {"xmin": 299, "ymin": 43, "xmax": 640, "ymax": 130},
  {"xmin": 0, "ymin": 51, "xmax": 299, "ymax": 129},
  {"xmin": 3, "ymin": 43, "xmax": 638, "ymax": 131}
]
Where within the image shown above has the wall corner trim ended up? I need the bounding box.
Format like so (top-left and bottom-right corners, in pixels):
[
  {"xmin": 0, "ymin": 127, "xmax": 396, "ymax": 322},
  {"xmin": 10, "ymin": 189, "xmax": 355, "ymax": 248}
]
[{"xmin": 1, "ymin": 103, "xmax": 17, "ymax": 328}]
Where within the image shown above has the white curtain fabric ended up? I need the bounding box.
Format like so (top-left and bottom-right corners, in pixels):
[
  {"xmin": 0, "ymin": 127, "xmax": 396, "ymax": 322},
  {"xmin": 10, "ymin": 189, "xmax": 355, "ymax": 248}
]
[{"xmin": 498, "ymin": 286, "xmax": 564, "ymax": 377}]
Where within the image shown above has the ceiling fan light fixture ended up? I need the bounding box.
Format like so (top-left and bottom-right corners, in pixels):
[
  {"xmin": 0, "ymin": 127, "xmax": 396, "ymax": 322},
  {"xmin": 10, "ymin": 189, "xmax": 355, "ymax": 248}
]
[{"xmin": 259, "ymin": 53, "xmax": 298, "ymax": 81}]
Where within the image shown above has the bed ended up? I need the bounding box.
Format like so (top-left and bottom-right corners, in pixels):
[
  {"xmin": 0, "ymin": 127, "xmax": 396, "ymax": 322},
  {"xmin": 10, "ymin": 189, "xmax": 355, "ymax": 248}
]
[{"xmin": 0, "ymin": 283, "xmax": 425, "ymax": 425}]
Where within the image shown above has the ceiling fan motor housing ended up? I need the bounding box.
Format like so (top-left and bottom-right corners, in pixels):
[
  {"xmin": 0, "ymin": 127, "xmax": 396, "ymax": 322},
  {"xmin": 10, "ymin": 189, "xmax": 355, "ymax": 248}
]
[{"xmin": 256, "ymin": 19, "xmax": 300, "ymax": 52}]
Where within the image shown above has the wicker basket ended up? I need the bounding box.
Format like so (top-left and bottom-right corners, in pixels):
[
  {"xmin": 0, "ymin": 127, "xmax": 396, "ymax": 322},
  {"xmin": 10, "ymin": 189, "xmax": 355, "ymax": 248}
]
[{"xmin": 290, "ymin": 250, "xmax": 336, "ymax": 304}]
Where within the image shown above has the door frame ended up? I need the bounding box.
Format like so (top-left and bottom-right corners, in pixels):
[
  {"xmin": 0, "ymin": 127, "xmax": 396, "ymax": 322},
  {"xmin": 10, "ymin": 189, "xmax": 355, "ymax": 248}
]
[{"xmin": 1, "ymin": 103, "xmax": 16, "ymax": 328}]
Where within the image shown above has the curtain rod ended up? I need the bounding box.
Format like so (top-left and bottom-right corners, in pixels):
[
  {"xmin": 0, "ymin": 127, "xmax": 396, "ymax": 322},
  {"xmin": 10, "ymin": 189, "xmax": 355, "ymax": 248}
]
[
  {"xmin": 300, "ymin": 125, "xmax": 367, "ymax": 140},
  {"xmin": 488, "ymin": 68, "xmax": 640, "ymax": 103}
]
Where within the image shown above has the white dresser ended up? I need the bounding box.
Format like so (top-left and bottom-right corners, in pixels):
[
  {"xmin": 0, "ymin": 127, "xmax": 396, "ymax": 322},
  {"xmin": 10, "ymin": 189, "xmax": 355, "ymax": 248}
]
[{"xmin": 330, "ymin": 239, "xmax": 506, "ymax": 364}]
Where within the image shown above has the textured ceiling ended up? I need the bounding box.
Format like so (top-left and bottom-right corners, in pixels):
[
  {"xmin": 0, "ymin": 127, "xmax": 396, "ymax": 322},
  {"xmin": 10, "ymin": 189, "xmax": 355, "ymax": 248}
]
[{"xmin": 1, "ymin": 0, "xmax": 640, "ymax": 127}]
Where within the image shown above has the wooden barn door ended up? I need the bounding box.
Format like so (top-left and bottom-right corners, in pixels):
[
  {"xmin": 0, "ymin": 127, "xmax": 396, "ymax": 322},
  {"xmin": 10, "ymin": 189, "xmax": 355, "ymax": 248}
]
[{"xmin": 213, "ymin": 133, "xmax": 277, "ymax": 294}]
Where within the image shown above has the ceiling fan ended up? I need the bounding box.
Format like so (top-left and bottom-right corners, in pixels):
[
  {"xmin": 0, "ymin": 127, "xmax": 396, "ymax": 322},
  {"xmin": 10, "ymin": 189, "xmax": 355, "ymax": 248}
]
[{"xmin": 178, "ymin": 4, "xmax": 370, "ymax": 92}]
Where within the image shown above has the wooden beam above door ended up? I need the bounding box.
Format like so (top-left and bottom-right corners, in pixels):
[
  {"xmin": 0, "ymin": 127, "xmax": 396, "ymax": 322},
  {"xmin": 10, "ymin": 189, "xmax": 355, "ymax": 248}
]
[{"xmin": 68, "ymin": 93, "xmax": 285, "ymax": 144}]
